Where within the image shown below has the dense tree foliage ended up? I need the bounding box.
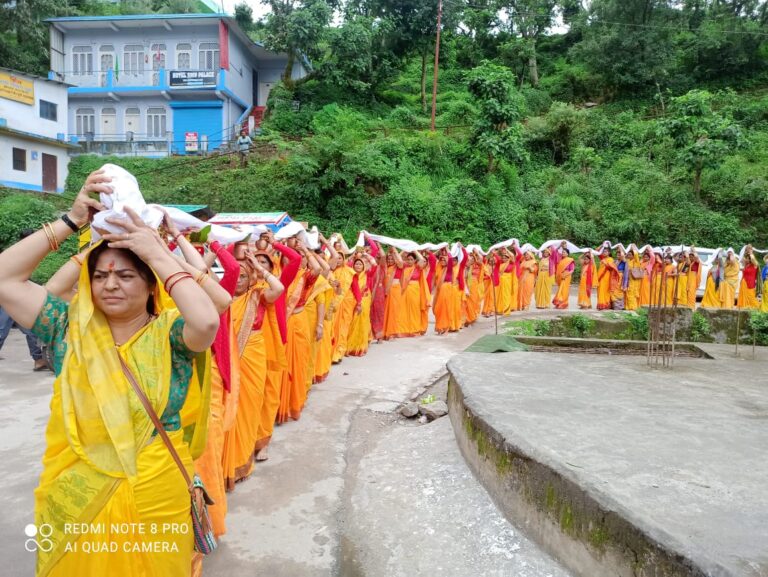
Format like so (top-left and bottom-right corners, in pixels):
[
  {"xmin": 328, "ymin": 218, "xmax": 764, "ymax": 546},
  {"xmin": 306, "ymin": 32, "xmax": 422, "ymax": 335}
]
[{"xmin": 2, "ymin": 0, "xmax": 768, "ymax": 257}]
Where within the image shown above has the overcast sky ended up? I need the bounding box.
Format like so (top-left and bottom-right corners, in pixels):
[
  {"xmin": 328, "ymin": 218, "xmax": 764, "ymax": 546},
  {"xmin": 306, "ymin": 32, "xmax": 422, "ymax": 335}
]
[
  {"xmin": 220, "ymin": 0, "xmax": 270, "ymax": 19},
  {"xmin": 217, "ymin": 1, "xmax": 568, "ymax": 34}
]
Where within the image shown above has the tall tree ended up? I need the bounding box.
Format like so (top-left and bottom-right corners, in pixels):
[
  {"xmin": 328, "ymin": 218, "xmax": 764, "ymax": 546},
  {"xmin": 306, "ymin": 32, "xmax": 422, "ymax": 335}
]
[
  {"xmin": 497, "ymin": 0, "xmax": 557, "ymax": 87},
  {"xmin": 345, "ymin": 0, "xmax": 462, "ymax": 111},
  {"xmin": 570, "ymin": 0, "xmax": 677, "ymax": 97},
  {"xmin": 260, "ymin": 0, "xmax": 334, "ymax": 88},
  {"xmin": 467, "ymin": 61, "xmax": 528, "ymax": 172},
  {"xmin": 322, "ymin": 16, "xmax": 400, "ymax": 99},
  {"xmin": 659, "ymin": 89, "xmax": 744, "ymax": 196},
  {"xmin": 234, "ymin": 2, "xmax": 255, "ymax": 32}
]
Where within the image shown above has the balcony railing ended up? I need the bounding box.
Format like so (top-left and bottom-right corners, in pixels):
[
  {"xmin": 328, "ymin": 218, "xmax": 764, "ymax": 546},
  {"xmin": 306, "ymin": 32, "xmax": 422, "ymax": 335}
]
[
  {"xmin": 69, "ymin": 131, "xmax": 172, "ymax": 156},
  {"xmin": 65, "ymin": 68, "xmax": 220, "ymax": 90}
]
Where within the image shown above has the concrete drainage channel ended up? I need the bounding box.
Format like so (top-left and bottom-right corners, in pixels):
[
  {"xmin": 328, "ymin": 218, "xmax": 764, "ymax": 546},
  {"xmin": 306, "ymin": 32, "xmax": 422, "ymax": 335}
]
[
  {"xmin": 337, "ymin": 372, "xmax": 451, "ymax": 577},
  {"xmin": 337, "ymin": 371, "xmax": 574, "ymax": 577}
]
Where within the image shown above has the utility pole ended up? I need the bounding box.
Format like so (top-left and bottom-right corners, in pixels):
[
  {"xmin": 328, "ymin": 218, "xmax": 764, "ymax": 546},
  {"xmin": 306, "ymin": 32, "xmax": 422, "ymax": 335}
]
[{"xmin": 430, "ymin": 0, "xmax": 443, "ymax": 132}]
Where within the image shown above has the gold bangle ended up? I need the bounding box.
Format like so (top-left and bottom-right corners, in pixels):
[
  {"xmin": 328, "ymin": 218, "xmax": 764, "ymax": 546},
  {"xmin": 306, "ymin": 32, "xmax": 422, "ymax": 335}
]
[
  {"xmin": 70, "ymin": 255, "xmax": 83, "ymax": 266},
  {"xmin": 43, "ymin": 222, "xmax": 59, "ymax": 251},
  {"xmin": 195, "ymin": 271, "xmax": 209, "ymax": 285}
]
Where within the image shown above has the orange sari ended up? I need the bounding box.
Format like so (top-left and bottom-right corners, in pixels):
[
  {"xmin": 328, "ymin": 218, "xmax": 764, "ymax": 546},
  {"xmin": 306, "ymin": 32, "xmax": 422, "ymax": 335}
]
[
  {"xmin": 481, "ymin": 262, "xmax": 495, "ymax": 316},
  {"xmin": 383, "ymin": 266, "xmax": 406, "ymax": 339},
  {"xmin": 401, "ymin": 266, "xmax": 429, "ymax": 337},
  {"xmin": 596, "ymin": 257, "xmax": 616, "ymax": 310},
  {"xmin": 433, "ymin": 282, "xmax": 454, "ymax": 333},
  {"xmin": 331, "ymin": 265, "xmax": 355, "ymax": 361},
  {"xmin": 577, "ymin": 260, "xmax": 595, "ymax": 309},
  {"xmin": 464, "ymin": 264, "xmax": 484, "ymax": 325},
  {"xmin": 517, "ymin": 259, "xmax": 537, "ymax": 311},
  {"xmin": 222, "ymin": 289, "xmax": 267, "ymax": 490},
  {"xmin": 278, "ymin": 271, "xmax": 311, "ymax": 423},
  {"xmin": 254, "ymin": 300, "xmax": 287, "ymax": 451}
]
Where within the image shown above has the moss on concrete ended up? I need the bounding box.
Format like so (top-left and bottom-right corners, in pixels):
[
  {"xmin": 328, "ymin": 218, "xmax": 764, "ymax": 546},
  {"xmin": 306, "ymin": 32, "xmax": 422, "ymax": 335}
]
[{"xmin": 451, "ymin": 375, "xmax": 707, "ymax": 577}]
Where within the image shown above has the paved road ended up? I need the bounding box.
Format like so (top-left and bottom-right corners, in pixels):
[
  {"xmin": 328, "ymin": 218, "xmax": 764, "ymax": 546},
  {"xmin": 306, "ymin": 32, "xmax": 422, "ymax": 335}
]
[{"xmin": 0, "ymin": 308, "xmax": 576, "ymax": 576}]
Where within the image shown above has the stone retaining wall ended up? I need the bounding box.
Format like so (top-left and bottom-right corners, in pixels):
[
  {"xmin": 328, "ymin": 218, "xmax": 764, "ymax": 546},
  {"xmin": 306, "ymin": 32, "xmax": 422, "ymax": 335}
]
[{"xmin": 447, "ymin": 373, "xmax": 709, "ymax": 577}]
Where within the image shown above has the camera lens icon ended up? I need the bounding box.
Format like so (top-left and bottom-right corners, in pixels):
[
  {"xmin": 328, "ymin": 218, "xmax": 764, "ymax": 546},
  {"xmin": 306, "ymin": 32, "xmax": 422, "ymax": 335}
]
[{"xmin": 24, "ymin": 524, "xmax": 54, "ymax": 553}]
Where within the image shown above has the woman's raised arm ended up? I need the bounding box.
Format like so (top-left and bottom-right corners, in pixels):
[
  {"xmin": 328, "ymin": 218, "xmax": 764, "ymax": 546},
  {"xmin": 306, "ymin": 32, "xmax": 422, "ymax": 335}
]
[{"xmin": 0, "ymin": 170, "xmax": 111, "ymax": 328}]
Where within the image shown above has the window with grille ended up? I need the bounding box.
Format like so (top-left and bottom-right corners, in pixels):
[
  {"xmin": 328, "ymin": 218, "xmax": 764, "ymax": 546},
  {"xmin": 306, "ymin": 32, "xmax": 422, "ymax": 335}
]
[
  {"xmin": 176, "ymin": 43, "xmax": 191, "ymax": 69},
  {"xmin": 147, "ymin": 107, "xmax": 166, "ymax": 138},
  {"xmin": 123, "ymin": 44, "xmax": 144, "ymax": 75},
  {"xmin": 75, "ymin": 107, "xmax": 95, "ymax": 136},
  {"xmin": 99, "ymin": 45, "xmax": 115, "ymax": 86},
  {"xmin": 198, "ymin": 42, "xmax": 220, "ymax": 71},
  {"xmin": 40, "ymin": 100, "xmax": 57, "ymax": 121},
  {"xmin": 12, "ymin": 148, "xmax": 26, "ymax": 172},
  {"xmin": 72, "ymin": 46, "xmax": 93, "ymax": 75},
  {"xmin": 150, "ymin": 43, "xmax": 167, "ymax": 85}
]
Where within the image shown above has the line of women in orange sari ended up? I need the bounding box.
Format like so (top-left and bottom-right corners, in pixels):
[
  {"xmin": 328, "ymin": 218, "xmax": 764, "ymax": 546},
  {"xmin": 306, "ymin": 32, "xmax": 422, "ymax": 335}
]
[{"xmin": 195, "ymin": 234, "xmax": 767, "ymax": 574}]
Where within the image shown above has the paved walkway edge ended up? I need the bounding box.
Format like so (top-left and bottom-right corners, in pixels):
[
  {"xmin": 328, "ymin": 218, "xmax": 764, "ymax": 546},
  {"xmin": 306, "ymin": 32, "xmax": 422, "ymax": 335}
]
[{"xmin": 446, "ymin": 367, "xmax": 708, "ymax": 577}]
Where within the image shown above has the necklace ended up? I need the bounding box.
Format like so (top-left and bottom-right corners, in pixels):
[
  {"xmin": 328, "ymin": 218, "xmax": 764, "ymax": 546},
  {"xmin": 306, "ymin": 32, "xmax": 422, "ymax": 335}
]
[{"xmin": 114, "ymin": 313, "xmax": 155, "ymax": 347}]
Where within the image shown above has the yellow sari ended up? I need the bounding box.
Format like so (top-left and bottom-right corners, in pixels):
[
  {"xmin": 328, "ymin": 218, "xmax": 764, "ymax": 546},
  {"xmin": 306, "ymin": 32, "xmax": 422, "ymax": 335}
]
[
  {"xmin": 700, "ymin": 274, "xmax": 721, "ymax": 309},
  {"xmin": 498, "ymin": 268, "xmax": 513, "ymax": 314},
  {"xmin": 674, "ymin": 264, "xmax": 690, "ymax": 308},
  {"xmin": 346, "ymin": 271, "xmax": 372, "ymax": 356},
  {"xmin": 331, "ymin": 265, "xmax": 356, "ymax": 358},
  {"xmin": 304, "ymin": 275, "xmax": 332, "ymax": 389},
  {"xmin": 534, "ymin": 257, "xmax": 553, "ymax": 309},
  {"xmin": 737, "ymin": 264, "xmax": 759, "ymax": 310},
  {"xmin": 721, "ymin": 261, "xmax": 739, "ymax": 309},
  {"xmin": 626, "ymin": 256, "xmax": 642, "ymax": 311},
  {"xmin": 35, "ymin": 254, "xmax": 209, "ymax": 577},
  {"xmin": 313, "ymin": 289, "xmax": 334, "ymax": 384}
]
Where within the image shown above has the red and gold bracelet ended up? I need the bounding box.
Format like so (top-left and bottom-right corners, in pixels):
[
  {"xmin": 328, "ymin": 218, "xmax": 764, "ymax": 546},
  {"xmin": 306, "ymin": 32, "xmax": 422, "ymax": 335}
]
[
  {"xmin": 166, "ymin": 273, "xmax": 194, "ymax": 296},
  {"xmin": 163, "ymin": 271, "xmax": 188, "ymax": 294}
]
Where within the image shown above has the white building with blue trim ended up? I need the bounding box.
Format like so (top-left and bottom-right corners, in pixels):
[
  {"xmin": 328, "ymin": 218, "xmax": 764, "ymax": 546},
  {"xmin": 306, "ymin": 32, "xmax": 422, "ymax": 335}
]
[
  {"xmin": 46, "ymin": 13, "xmax": 304, "ymax": 156},
  {"xmin": 0, "ymin": 67, "xmax": 76, "ymax": 192}
]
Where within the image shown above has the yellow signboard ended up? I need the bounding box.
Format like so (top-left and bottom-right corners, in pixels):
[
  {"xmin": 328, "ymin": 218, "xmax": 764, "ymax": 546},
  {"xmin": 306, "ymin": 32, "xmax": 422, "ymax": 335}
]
[{"xmin": 0, "ymin": 71, "xmax": 34, "ymax": 105}]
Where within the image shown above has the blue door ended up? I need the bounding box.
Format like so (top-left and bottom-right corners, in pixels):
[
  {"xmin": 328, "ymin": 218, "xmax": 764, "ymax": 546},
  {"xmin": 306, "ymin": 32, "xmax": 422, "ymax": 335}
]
[{"xmin": 171, "ymin": 101, "xmax": 223, "ymax": 155}]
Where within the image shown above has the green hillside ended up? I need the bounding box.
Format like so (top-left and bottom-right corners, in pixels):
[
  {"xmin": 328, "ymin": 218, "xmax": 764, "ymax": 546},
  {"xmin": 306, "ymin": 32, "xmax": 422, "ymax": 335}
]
[
  {"xmin": 5, "ymin": 0, "xmax": 768, "ymax": 254},
  {"xmin": 65, "ymin": 80, "xmax": 768, "ymax": 249}
]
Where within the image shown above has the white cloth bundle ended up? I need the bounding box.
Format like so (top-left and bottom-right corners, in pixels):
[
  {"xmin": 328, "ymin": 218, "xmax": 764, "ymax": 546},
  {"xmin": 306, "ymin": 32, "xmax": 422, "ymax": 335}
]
[
  {"xmin": 90, "ymin": 164, "xmax": 250, "ymax": 245},
  {"xmin": 274, "ymin": 221, "xmax": 320, "ymax": 249},
  {"xmin": 355, "ymin": 231, "xmax": 449, "ymax": 253}
]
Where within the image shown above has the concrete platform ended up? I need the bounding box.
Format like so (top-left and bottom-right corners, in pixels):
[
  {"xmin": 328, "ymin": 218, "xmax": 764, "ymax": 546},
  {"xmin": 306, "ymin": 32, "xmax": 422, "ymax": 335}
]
[{"xmin": 447, "ymin": 343, "xmax": 768, "ymax": 577}]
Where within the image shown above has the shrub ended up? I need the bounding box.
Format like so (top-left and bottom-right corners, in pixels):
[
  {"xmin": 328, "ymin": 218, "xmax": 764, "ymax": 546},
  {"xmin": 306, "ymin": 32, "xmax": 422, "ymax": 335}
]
[
  {"xmin": 534, "ymin": 319, "xmax": 551, "ymax": 336},
  {"xmin": 748, "ymin": 312, "xmax": 768, "ymax": 346},
  {"xmin": 0, "ymin": 195, "xmax": 58, "ymax": 249},
  {"xmin": 626, "ymin": 309, "xmax": 649, "ymax": 340},
  {"xmin": 562, "ymin": 313, "xmax": 596, "ymax": 337},
  {"xmin": 690, "ymin": 311, "xmax": 712, "ymax": 342}
]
